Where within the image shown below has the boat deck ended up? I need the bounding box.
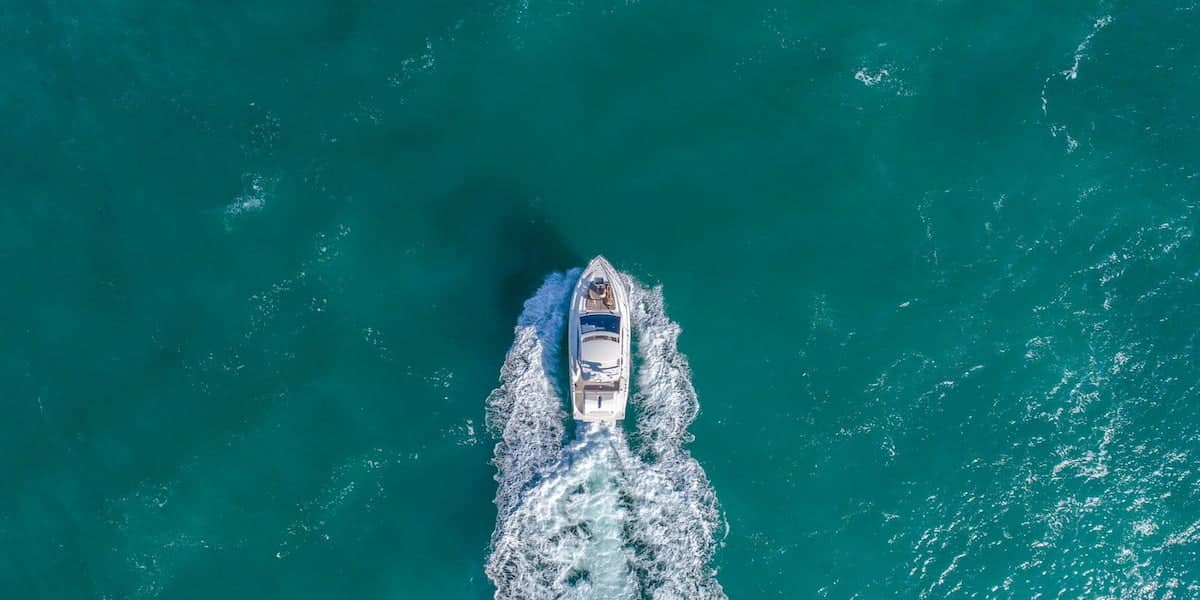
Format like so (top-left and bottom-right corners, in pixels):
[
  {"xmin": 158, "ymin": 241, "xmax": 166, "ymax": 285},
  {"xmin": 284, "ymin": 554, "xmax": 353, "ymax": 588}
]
[
  {"xmin": 584, "ymin": 279, "xmax": 617, "ymax": 312},
  {"xmin": 575, "ymin": 380, "xmax": 620, "ymax": 393},
  {"xmin": 585, "ymin": 297, "xmax": 616, "ymax": 312},
  {"xmin": 570, "ymin": 256, "xmax": 629, "ymax": 422}
]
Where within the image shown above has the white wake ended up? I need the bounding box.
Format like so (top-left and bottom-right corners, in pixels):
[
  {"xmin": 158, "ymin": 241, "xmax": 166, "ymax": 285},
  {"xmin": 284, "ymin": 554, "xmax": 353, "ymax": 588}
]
[{"xmin": 485, "ymin": 271, "xmax": 725, "ymax": 600}]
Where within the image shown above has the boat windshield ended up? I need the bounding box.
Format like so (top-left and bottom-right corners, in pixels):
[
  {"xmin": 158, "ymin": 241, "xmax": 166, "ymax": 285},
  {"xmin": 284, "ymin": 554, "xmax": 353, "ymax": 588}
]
[{"xmin": 580, "ymin": 314, "xmax": 620, "ymax": 334}]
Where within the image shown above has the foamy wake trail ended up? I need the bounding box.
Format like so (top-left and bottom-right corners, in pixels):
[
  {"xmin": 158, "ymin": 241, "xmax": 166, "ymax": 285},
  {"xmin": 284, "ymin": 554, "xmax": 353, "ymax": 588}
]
[{"xmin": 486, "ymin": 272, "xmax": 725, "ymax": 600}]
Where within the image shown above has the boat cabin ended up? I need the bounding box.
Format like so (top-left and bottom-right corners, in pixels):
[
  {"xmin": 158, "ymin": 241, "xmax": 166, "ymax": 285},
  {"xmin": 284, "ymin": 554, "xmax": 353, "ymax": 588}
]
[{"xmin": 578, "ymin": 314, "xmax": 622, "ymax": 368}]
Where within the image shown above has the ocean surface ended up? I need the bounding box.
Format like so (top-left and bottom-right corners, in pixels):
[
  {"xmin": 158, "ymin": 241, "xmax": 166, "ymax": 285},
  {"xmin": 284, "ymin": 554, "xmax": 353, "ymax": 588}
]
[{"xmin": 4, "ymin": 0, "xmax": 1200, "ymax": 597}]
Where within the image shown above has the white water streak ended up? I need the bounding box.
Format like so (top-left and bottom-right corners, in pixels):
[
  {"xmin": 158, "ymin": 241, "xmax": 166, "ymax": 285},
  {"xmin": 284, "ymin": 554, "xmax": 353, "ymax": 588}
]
[
  {"xmin": 1040, "ymin": 15, "xmax": 1113, "ymax": 153},
  {"xmin": 486, "ymin": 271, "xmax": 725, "ymax": 600}
]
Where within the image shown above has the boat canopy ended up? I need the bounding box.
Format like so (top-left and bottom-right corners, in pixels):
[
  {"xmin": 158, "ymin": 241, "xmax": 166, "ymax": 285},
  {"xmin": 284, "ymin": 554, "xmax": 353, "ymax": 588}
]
[{"xmin": 580, "ymin": 337, "xmax": 621, "ymax": 365}]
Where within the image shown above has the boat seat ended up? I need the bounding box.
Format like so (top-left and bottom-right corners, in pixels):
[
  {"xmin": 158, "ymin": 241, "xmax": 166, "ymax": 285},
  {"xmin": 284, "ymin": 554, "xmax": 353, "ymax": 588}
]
[{"xmin": 586, "ymin": 280, "xmax": 616, "ymax": 311}]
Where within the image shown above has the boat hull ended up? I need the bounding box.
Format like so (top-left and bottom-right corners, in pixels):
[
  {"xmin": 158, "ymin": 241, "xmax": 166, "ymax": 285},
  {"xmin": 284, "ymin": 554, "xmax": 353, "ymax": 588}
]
[{"xmin": 568, "ymin": 256, "xmax": 631, "ymax": 422}]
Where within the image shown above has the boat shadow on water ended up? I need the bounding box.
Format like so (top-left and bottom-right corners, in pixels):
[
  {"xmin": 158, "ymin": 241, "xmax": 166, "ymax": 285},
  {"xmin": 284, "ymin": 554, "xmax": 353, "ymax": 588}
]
[{"xmin": 430, "ymin": 177, "xmax": 582, "ymax": 350}]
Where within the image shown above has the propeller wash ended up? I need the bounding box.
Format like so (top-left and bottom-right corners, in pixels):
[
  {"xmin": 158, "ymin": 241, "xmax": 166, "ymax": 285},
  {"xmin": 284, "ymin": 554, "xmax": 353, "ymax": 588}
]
[{"xmin": 485, "ymin": 269, "xmax": 726, "ymax": 600}]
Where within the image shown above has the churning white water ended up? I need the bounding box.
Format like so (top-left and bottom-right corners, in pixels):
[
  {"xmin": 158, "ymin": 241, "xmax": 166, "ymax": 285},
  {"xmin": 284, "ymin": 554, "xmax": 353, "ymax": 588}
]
[{"xmin": 485, "ymin": 271, "xmax": 725, "ymax": 600}]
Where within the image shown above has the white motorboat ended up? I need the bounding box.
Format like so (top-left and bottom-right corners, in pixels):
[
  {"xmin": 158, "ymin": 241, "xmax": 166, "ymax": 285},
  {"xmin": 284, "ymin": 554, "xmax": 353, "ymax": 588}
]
[{"xmin": 568, "ymin": 256, "xmax": 631, "ymax": 422}]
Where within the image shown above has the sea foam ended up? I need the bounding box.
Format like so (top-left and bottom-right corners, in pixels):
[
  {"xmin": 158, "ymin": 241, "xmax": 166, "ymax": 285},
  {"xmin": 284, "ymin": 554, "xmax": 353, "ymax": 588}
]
[{"xmin": 486, "ymin": 271, "xmax": 725, "ymax": 599}]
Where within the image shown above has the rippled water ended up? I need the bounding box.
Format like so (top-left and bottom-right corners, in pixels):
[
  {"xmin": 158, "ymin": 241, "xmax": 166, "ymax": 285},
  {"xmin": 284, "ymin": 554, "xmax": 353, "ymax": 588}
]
[{"xmin": 4, "ymin": 0, "xmax": 1199, "ymax": 597}]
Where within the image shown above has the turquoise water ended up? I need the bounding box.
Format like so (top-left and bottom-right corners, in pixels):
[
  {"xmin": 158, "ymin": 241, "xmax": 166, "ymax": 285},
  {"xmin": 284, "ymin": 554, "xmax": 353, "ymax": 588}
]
[{"xmin": 5, "ymin": 0, "xmax": 1200, "ymax": 597}]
